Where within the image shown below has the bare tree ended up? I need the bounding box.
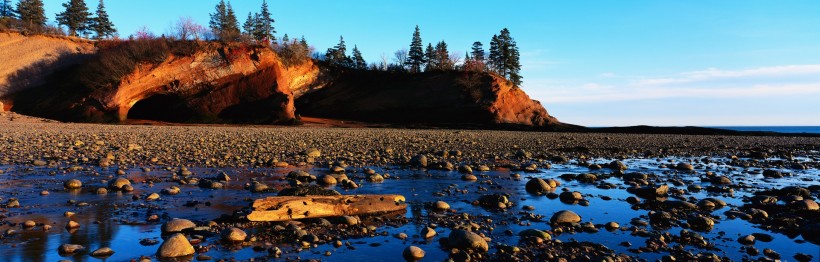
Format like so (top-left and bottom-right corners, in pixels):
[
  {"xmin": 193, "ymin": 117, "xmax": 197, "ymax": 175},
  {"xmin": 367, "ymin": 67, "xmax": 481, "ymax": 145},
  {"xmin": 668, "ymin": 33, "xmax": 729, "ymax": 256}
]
[
  {"xmin": 392, "ymin": 49, "xmax": 407, "ymax": 66},
  {"xmin": 379, "ymin": 53, "xmax": 389, "ymax": 71},
  {"xmin": 448, "ymin": 51, "xmax": 462, "ymax": 69},
  {"xmin": 170, "ymin": 16, "xmax": 207, "ymax": 40}
]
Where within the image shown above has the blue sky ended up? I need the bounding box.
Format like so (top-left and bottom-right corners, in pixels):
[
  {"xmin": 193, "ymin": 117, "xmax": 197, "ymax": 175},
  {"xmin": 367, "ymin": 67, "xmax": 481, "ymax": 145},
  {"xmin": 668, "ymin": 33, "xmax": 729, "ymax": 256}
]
[{"xmin": 42, "ymin": 0, "xmax": 820, "ymax": 126}]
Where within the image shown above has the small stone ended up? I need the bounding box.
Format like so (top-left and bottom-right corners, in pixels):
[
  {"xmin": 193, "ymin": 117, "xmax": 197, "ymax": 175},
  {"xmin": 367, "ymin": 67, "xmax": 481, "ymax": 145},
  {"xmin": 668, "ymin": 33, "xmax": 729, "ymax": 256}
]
[
  {"xmin": 23, "ymin": 220, "xmax": 36, "ymax": 228},
  {"xmin": 146, "ymin": 193, "xmax": 160, "ymax": 201},
  {"xmin": 108, "ymin": 177, "xmax": 131, "ymax": 190},
  {"xmin": 396, "ymin": 232, "xmax": 408, "ymax": 240},
  {"xmin": 459, "ymin": 165, "xmax": 473, "ymax": 174},
  {"xmin": 321, "ymin": 175, "xmax": 338, "ymax": 185},
  {"xmin": 40, "ymin": 190, "xmax": 49, "ymax": 195},
  {"xmin": 368, "ymin": 174, "xmax": 385, "ymax": 182},
  {"xmin": 221, "ymin": 227, "xmax": 247, "ymax": 242},
  {"xmin": 550, "ymin": 210, "xmax": 581, "ymax": 224},
  {"xmin": 304, "ymin": 148, "xmax": 321, "ymax": 158},
  {"xmin": 66, "ymin": 220, "xmax": 80, "ymax": 229},
  {"xmin": 738, "ymin": 235, "xmax": 755, "ymax": 245},
  {"xmin": 461, "ymin": 174, "xmax": 477, "ymax": 181},
  {"xmin": 447, "ymin": 229, "xmax": 489, "ymax": 252},
  {"xmin": 161, "ymin": 219, "xmax": 196, "ymax": 233},
  {"xmin": 402, "ymin": 246, "xmax": 425, "ymax": 261},
  {"xmin": 434, "ymin": 201, "xmax": 450, "ymax": 211},
  {"xmin": 421, "ymin": 227, "xmax": 437, "ymax": 238},
  {"xmin": 525, "ymin": 178, "xmax": 552, "ymax": 194},
  {"xmin": 64, "ymin": 179, "xmax": 82, "ymax": 189},
  {"xmin": 605, "ymin": 221, "xmax": 620, "ymax": 229},
  {"xmin": 340, "ymin": 216, "xmax": 359, "ymax": 226},
  {"xmin": 58, "ymin": 244, "xmax": 84, "ymax": 254},
  {"xmin": 96, "ymin": 187, "xmax": 108, "ymax": 194},
  {"xmin": 688, "ymin": 216, "xmax": 715, "ymax": 231},
  {"xmin": 156, "ymin": 233, "xmax": 195, "ymax": 258},
  {"xmin": 161, "ymin": 186, "xmax": 180, "ymax": 195},
  {"xmin": 792, "ymin": 199, "xmax": 819, "ymax": 210},
  {"xmin": 518, "ymin": 229, "xmax": 551, "ymax": 240},
  {"xmin": 90, "ymin": 247, "xmax": 115, "ymax": 257}
]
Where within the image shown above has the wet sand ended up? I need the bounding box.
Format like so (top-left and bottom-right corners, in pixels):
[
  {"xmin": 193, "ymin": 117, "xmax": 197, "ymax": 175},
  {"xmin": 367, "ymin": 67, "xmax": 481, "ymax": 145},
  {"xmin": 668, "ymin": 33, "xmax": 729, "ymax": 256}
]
[{"xmin": 0, "ymin": 122, "xmax": 818, "ymax": 261}]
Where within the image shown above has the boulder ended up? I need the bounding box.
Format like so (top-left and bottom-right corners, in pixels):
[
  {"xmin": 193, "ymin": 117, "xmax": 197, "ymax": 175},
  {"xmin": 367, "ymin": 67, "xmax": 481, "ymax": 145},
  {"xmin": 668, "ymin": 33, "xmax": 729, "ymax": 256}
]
[
  {"xmin": 551, "ymin": 210, "xmax": 581, "ymax": 224},
  {"xmin": 447, "ymin": 229, "xmax": 489, "ymax": 252},
  {"xmin": 156, "ymin": 233, "xmax": 195, "ymax": 258},
  {"xmin": 161, "ymin": 219, "xmax": 196, "ymax": 234}
]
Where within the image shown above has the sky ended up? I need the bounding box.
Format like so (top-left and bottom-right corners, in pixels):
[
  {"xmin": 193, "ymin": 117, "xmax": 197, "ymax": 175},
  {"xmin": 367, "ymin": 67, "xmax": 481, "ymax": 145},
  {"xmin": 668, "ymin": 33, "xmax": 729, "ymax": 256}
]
[{"xmin": 41, "ymin": 0, "xmax": 820, "ymax": 126}]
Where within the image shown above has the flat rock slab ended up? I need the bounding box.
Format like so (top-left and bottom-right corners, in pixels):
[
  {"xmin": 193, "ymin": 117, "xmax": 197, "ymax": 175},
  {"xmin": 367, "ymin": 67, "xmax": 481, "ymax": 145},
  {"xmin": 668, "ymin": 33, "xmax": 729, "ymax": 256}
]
[{"xmin": 247, "ymin": 194, "xmax": 406, "ymax": 222}]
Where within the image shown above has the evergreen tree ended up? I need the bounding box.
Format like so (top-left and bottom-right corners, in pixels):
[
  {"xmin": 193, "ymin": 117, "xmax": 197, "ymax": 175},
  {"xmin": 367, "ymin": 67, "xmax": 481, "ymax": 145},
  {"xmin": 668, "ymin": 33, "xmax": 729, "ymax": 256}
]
[
  {"xmin": 209, "ymin": 0, "xmax": 239, "ymax": 41},
  {"xmin": 242, "ymin": 12, "xmax": 255, "ymax": 37},
  {"xmin": 325, "ymin": 35, "xmax": 350, "ymax": 67},
  {"xmin": 406, "ymin": 25, "xmax": 425, "ymax": 73},
  {"xmin": 257, "ymin": 0, "xmax": 274, "ymax": 42},
  {"xmin": 91, "ymin": 0, "xmax": 116, "ymax": 39},
  {"xmin": 56, "ymin": 0, "xmax": 92, "ymax": 37},
  {"xmin": 487, "ymin": 29, "xmax": 522, "ymax": 86},
  {"xmin": 17, "ymin": 0, "xmax": 45, "ymax": 30},
  {"xmin": 299, "ymin": 36, "xmax": 308, "ymax": 49},
  {"xmin": 488, "ymin": 34, "xmax": 499, "ymax": 73},
  {"xmin": 423, "ymin": 43, "xmax": 435, "ymax": 71},
  {"xmin": 1, "ymin": 0, "xmax": 17, "ymax": 18},
  {"xmin": 470, "ymin": 41, "xmax": 485, "ymax": 63},
  {"xmin": 351, "ymin": 45, "xmax": 366, "ymax": 70},
  {"xmin": 434, "ymin": 41, "xmax": 451, "ymax": 70}
]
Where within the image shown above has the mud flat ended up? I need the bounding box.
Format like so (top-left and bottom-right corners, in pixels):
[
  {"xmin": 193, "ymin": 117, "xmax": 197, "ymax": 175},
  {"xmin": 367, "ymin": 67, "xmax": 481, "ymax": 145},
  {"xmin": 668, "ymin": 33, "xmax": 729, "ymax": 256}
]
[{"xmin": 0, "ymin": 122, "xmax": 818, "ymax": 261}]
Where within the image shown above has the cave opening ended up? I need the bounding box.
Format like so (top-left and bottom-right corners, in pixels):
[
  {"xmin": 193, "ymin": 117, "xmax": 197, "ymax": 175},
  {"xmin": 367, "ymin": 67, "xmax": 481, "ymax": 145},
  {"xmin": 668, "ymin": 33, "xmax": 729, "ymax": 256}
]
[{"xmin": 126, "ymin": 94, "xmax": 197, "ymax": 123}]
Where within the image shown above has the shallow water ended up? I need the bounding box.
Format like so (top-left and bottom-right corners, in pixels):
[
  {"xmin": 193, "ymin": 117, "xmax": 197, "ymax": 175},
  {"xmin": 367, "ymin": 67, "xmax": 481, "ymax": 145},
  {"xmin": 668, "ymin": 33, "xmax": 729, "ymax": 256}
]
[{"xmin": 0, "ymin": 155, "xmax": 817, "ymax": 261}]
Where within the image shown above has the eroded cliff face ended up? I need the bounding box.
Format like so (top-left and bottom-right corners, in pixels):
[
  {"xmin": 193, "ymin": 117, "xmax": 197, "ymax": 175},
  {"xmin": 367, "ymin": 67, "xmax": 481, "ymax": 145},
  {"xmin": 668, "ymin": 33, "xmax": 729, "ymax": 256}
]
[
  {"xmin": 0, "ymin": 32, "xmax": 95, "ymax": 98},
  {"xmin": 6, "ymin": 35, "xmax": 561, "ymax": 127},
  {"xmin": 295, "ymin": 70, "xmax": 559, "ymax": 127},
  {"xmin": 98, "ymin": 45, "xmax": 322, "ymax": 123}
]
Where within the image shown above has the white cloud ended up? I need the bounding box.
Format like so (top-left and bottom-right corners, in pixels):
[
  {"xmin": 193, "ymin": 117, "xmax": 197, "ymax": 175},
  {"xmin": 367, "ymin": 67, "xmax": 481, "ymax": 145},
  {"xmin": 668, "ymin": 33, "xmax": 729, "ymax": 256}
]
[{"xmin": 538, "ymin": 64, "xmax": 820, "ymax": 103}]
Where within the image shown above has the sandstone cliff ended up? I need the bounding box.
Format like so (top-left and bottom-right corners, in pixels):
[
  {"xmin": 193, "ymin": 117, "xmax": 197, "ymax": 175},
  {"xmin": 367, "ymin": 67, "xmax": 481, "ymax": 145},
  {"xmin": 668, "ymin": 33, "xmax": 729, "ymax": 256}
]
[
  {"xmin": 3, "ymin": 33, "xmax": 561, "ymax": 128},
  {"xmin": 0, "ymin": 32, "xmax": 95, "ymax": 97}
]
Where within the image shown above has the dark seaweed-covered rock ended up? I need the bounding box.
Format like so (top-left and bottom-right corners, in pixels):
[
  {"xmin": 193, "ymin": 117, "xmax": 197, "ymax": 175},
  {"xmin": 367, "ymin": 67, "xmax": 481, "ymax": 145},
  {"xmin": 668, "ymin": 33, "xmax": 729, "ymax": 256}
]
[{"xmin": 278, "ymin": 185, "xmax": 341, "ymax": 196}]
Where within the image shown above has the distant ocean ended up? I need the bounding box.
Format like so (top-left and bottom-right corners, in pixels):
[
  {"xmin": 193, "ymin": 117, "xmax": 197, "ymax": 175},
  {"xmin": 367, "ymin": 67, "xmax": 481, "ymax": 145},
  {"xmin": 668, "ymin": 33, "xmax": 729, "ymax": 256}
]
[{"xmin": 705, "ymin": 126, "xmax": 820, "ymax": 134}]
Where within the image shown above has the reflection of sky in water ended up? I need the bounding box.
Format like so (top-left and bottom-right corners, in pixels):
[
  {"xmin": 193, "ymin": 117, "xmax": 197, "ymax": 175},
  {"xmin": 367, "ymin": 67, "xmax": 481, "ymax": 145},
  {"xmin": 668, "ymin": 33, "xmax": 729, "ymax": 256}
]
[{"xmin": 0, "ymin": 156, "xmax": 817, "ymax": 261}]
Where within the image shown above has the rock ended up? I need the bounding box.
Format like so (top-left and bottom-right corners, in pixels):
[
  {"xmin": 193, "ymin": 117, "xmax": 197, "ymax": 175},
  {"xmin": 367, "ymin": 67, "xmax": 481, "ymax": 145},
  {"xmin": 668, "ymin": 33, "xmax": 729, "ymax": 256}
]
[
  {"xmin": 478, "ymin": 194, "xmax": 510, "ymax": 209},
  {"xmin": 762, "ymin": 169, "xmax": 783, "ymax": 178},
  {"xmin": 161, "ymin": 186, "xmax": 180, "ymax": 195},
  {"xmin": 320, "ymin": 174, "xmax": 338, "ymax": 185},
  {"xmin": 22, "ymin": 220, "xmax": 36, "ymax": 227},
  {"xmin": 551, "ymin": 210, "xmax": 581, "ymax": 224},
  {"xmin": 215, "ymin": 172, "xmax": 231, "ymax": 181},
  {"xmin": 368, "ymin": 174, "xmax": 385, "ymax": 182},
  {"xmin": 631, "ymin": 184, "xmax": 669, "ymax": 198},
  {"xmin": 421, "ymin": 227, "xmax": 437, "ymax": 238},
  {"xmin": 33, "ymin": 160, "xmax": 47, "ymax": 166},
  {"xmin": 605, "ymin": 222, "xmax": 620, "ymax": 229},
  {"xmin": 458, "ymin": 165, "xmax": 473, "ymax": 174},
  {"xmin": 66, "ymin": 220, "xmax": 80, "ymax": 229},
  {"xmin": 750, "ymin": 195, "xmax": 778, "ymax": 206},
  {"xmin": 675, "ymin": 163, "xmax": 694, "ymax": 171},
  {"xmin": 447, "ymin": 229, "xmax": 489, "ymax": 252},
  {"xmin": 156, "ymin": 233, "xmax": 195, "ymax": 258},
  {"xmin": 96, "ymin": 187, "xmax": 108, "ymax": 194},
  {"xmin": 58, "ymin": 244, "xmax": 84, "ymax": 254},
  {"xmin": 461, "ymin": 174, "xmax": 477, "ymax": 181},
  {"xmin": 90, "ymin": 247, "xmax": 115, "ymax": 257},
  {"xmin": 518, "ymin": 229, "xmax": 551, "ymax": 240},
  {"xmin": 559, "ymin": 191, "xmax": 583, "ymax": 202},
  {"xmin": 711, "ymin": 176, "xmax": 732, "ymax": 185},
  {"xmin": 411, "ymin": 154, "xmax": 428, "ymax": 167},
  {"xmin": 525, "ymin": 178, "xmax": 552, "ymax": 194},
  {"xmin": 108, "ymin": 177, "xmax": 131, "ymax": 190},
  {"xmin": 434, "ymin": 201, "xmax": 450, "ymax": 211},
  {"xmin": 221, "ymin": 228, "xmax": 247, "ymax": 242},
  {"xmin": 738, "ymin": 235, "xmax": 755, "ymax": 245},
  {"xmin": 161, "ymin": 219, "xmax": 196, "ymax": 233},
  {"xmin": 688, "ymin": 216, "xmax": 715, "ymax": 231},
  {"xmin": 304, "ymin": 148, "xmax": 321, "ymax": 158},
  {"xmin": 403, "ymin": 246, "xmax": 425, "ymax": 261},
  {"xmin": 791, "ymin": 199, "xmax": 819, "ymax": 210},
  {"xmin": 146, "ymin": 193, "xmax": 160, "ymax": 201},
  {"xmin": 340, "ymin": 216, "xmax": 359, "ymax": 226},
  {"xmin": 477, "ymin": 165, "xmax": 490, "ymax": 171},
  {"xmin": 250, "ymin": 182, "xmax": 270, "ymax": 192},
  {"xmin": 64, "ymin": 179, "xmax": 82, "ymax": 189},
  {"xmin": 576, "ymin": 173, "xmax": 597, "ymax": 183}
]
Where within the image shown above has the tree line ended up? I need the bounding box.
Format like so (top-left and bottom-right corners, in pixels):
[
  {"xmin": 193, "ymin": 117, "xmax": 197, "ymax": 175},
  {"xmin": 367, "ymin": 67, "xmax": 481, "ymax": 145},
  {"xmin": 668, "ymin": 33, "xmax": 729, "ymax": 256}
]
[
  {"xmin": 319, "ymin": 26, "xmax": 523, "ymax": 86},
  {"xmin": 1, "ymin": 0, "xmax": 115, "ymax": 39}
]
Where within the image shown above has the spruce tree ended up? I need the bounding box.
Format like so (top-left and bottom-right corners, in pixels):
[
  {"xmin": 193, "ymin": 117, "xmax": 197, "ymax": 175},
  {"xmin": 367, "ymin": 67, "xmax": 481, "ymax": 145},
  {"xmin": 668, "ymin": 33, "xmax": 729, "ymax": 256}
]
[
  {"xmin": 351, "ymin": 45, "xmax": 366, "ymax": 70},
  {"xmin": 325, "ymin": 35, "xmax": 349, "ymax": 67},
  {"xmin": 406, "ymin": 25, "xmax": 425, "ymax": 73},
  {"xmin": 56, "ymin": 0, "xmax": 92, "ymax": 37},
  {"xmin": 435, "ymin": 41, "xmax": 451, "ymax": 70},
  {"xmin": 488, "ymin": 34, "xmax": 500, "ymax": 74},
  {"xmin": 242, "ymin": 12, "xmax": 255, "ymax": 37},
  {"xmin": 209, "ymin": 0, "xmax": 227, "ymax": 37},
  {"xmin": 257, "ymin": 0, "xmax": 274, "ymax": 42},
  {"xmin": 17, "ymin": 0, "xmax": 46, "ymax": 30},
  {"xmin": 470, "ymin": 41, "xmax": 485, "ymax": 63},
  {"xmin": 17, "ymin": 0, "xmax": 45, "ymax": 30},
  {"xmin": 223, "ymin": 2, "xmax": 239, "ymax": 40},
  {"xmin": 424, "ymin": 43, "xmax": 435, "ymax": 71},
  {"xmin": 1, "ymin": 0, "xmax": 16, "ymax": 18},
  {"xmin": 91, "ymin": 0, "xmax": 116, "ymax": 39}
]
